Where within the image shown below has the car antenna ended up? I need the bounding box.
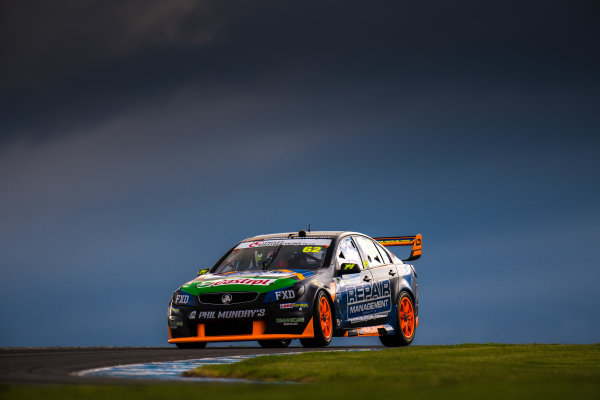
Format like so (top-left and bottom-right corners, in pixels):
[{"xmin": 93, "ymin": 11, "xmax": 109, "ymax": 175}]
[{"xmin": 308, "ymin": 224, "xmax": 311, "ymax": 232}]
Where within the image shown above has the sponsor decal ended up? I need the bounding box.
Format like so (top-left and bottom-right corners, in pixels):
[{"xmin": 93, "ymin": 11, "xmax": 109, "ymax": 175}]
[
  {"xmin": 171, "ymin": 307, "xmax": 180, "ymax": 313},
  {"xmin": 197, "ymin": 269, "xmax": 209, "ymax": 275},
  {"xmin": 293, "ymin": 302, "xmax": 308, "ymax": 309},
  {"xmin": 196, "ymin": 311, "xmax": 217, "ymax": 319},
  {"xmin": 196, "ymin": 278, "xmax": 276, "ymax": 288},
  {"xmin": 236, "ymin": 239, "xmax": 332, "ymax": 249},
  {"xmin": 188, "ymin": 310, "xmax": 197, "ymax": 320},
  {"xmin": 276, "ymin": 317, "xmax": 305, "ymax": 326},
  {"xmin": 345, "ymin": 279, "xmax": 391, "ymax": 320},
  {"xmin": 280, "ymin": 303, "xmax": 293, "ymax": 309},
  {"xmin": 217, "ymin": 309, "xmax": 265, "ymax": 318},
  {"xmin": 169, "ymin": 320, "xmax": 183, "ymax": 328},
  {"xmin": 349, "ymin": 312, "xmax": 388, "ymax": 323},
  {"xmin": 275, "ymin": 289, "xmax": 295, "ymax": 300},
  {"xmin": 194, "ymin": 309, "xmax": 266, "ymax": 319},
  {"xmin": 179, "ymin": 295, "xmax": 190, "ymax": 303},
  {"xmin": 174, "ymin": 294, "xmax": 191, "ymax": 304},
  {"xmin": 377, "ymin": 239, "xmax": 413, "ymax": 246}
]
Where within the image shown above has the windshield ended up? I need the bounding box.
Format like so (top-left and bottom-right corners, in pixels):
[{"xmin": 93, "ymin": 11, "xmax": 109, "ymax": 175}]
[{"xmin": 213, "ymin": 238, "xmax": 332, "ymax": 274}]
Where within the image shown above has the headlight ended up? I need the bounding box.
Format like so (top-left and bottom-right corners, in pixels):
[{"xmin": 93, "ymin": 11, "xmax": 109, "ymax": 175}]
[{"xmin": 168, "ymin": 300, "xmax": 183, "ymax": 320}]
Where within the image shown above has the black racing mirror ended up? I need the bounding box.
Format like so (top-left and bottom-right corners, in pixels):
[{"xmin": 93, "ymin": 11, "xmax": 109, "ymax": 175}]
[
  {"xmin": 197, "ymin": 268, "xmax": 209, "ymax": 276},
  {"xmin": 340, "ymin": 263, "xmax": 361, "ymax": 275}
]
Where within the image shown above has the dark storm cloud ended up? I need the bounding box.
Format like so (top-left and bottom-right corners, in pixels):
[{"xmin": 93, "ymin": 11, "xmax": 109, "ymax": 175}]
[
  {"xmin": 1, "ymin": 1, "xmax": 599, "ymax": 145},
  {"xmin": 1, "ymin": 1, "xmax": 599, "ymax": 346}
]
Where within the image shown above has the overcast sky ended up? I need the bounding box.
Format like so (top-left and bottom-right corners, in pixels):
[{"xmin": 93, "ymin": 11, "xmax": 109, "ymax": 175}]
[{"xmin": 1, "ymin": 0, "xmax": 599, "ymax": 347}]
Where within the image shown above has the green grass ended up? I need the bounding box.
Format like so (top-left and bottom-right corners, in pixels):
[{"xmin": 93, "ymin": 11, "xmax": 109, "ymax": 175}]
[{"xmin": 2, "ymin": 344, "xmax": 599, "ymax": 400}]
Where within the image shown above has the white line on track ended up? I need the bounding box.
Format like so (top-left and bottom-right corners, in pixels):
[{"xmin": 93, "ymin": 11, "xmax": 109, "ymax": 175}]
[{"xmin": 74, "ymin": 349, "xmax": 374, "ymax": 382}]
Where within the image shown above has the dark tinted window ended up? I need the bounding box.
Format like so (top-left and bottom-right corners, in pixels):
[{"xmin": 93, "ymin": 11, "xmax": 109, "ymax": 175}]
[{"xmin": 214, "ymin": 239, "xmax": 332, "ymax": 272}]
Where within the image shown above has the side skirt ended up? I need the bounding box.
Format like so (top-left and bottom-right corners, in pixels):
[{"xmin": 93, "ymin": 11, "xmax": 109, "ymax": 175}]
[{"xmin": 336, "ymin": 324, "xmax": 395, "ymax": 337}]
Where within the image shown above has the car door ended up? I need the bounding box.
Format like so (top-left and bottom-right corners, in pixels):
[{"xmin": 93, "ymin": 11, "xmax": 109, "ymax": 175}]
[
  {"xmin": 334, "ymin": 236, "xmax": 375, "ymax": 328},
  {"xmin": 352, "ymin": 235, "xmax": 395, "ymax": 325}
]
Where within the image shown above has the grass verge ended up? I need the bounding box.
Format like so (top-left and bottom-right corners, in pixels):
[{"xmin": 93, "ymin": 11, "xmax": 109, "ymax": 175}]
[{"xmin": 2, "ymin": 344, "xmax": 599, "ymax": 400}]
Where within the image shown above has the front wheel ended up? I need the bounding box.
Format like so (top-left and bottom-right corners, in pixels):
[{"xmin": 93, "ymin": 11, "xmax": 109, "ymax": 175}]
[
  {"xmin": 379, "ymin": 292, "xmax": 416, "ymax": 347},
  {"xmin": 300, "ymin": 291, "xmax": 333, "ymax": 348},
  {"xmin": 258, "ymin": 339, "xmax": 292, "ymax": 348}
]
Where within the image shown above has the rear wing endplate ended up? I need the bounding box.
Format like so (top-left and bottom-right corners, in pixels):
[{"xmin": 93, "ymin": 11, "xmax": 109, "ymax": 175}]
[{"xmin": 374, "ymin": 234, "xmax": 422, "ymax": 261}]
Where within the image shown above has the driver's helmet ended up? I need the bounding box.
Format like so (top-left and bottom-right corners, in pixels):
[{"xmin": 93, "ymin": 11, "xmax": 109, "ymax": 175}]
[
  {"xmin": 253, "ymin": 250, "xmax": 267, "ymax": 269},
  {"xmin": 288, "ymin": 251, "xmax": 308, "ymax": 268}
]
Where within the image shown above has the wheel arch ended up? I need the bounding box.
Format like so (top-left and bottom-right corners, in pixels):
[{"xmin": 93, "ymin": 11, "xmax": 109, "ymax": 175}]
[
  {"xmin": 396, "ymin": 277, "xmax": 418, "ymax": 316},
  {"xmin": 395, "ymin": 287, "xmax": 417, "ymax": 319}
]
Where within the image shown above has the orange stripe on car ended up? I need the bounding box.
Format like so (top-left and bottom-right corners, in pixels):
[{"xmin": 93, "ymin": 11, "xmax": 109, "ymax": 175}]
[{"xmin": 278, "ymin": 269, "xmax": 305, "ymax": 280}]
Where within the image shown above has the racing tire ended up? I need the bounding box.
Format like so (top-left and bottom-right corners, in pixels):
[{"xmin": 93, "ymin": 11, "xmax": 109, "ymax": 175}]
[
  {"xmin": 379, "ymin": 291, "xmax": 416, "ymax": 347},
  {"xmin": 258, "ymin": 339, "xmax": 292, "ymax": 348},
  {"xmin": 175, "ymin": 342, "xmax": 207, "ymax": 349},
  {"xmin": 300, "ymin": 291, "xmax": 333, "ymax": 348}
]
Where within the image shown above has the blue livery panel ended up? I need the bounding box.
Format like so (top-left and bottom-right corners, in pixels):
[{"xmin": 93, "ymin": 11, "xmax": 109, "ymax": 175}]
[
  {"xmin": 338, "ymin": 276, "xmax": 392, "ymax": 324},
  {"xmin": 346, "ymin": 279, "xmax": 391, "ymax": 319}
]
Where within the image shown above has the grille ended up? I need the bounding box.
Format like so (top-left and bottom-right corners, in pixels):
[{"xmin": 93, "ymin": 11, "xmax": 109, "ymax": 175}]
[
  {"xmin": 198, "ymin": 292, "xmax": 259, "ymax": 305},
  {"xmin": 205, "ymin": 320, "xmax": 253, "ymax": 336}
]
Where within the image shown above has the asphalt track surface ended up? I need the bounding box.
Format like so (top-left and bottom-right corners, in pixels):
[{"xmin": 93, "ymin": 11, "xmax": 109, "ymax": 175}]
[{"xmin": 0, "ymin": 345, "xmax": 378, "ymax": 384}]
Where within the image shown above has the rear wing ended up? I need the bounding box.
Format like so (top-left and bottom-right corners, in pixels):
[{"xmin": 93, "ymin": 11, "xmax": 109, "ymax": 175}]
[{"xmin": 374, "ymin": 234, "xmax": 422, "ymax": 261}]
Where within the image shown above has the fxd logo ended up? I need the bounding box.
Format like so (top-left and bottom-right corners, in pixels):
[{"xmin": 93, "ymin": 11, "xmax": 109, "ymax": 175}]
[
  {"xmin": 275, "ymin": 289, "xmax": 295, "ymax": 300},
  {"xmin": 175, "ymin": 294, "xmax": 190, "ymax": 304}
]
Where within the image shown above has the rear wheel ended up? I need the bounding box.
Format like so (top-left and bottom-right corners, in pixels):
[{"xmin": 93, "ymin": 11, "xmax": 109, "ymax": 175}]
[
  {"xmin": 300, "ymin": 291, "xmax": 333, "ymax": 348},
  {"xmin": 379, "ymin": 292, "xmax": 416, "ymax": 347},
  {"xmin": 175, "ymin": 342, "xmax": 207, "ymax": 349},
  {"xmin": 258, "ymin": 339, "xmax": 292, "ymax": 348}
]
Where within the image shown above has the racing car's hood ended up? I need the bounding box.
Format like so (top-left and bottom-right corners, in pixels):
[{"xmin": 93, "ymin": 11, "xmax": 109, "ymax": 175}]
[{"xmin": 178, "ymin": 269, "xmax": 317, "ymax": 295}]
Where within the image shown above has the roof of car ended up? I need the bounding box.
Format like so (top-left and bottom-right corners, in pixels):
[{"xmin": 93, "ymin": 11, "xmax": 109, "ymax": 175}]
[{"xmin": 242, "ymin": 231, "xmax": 360, "ymax": 242}]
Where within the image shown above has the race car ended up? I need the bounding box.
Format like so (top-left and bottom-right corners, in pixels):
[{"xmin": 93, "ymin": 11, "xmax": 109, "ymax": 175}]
[{"xmin": 168, "ymin": 230, "xmax": 421, "ymax": 348}]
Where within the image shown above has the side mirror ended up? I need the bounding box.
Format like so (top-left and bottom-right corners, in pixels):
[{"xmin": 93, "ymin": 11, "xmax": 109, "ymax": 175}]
[
  {"xmin": 197, "ymin": 268, "xmax": 209, "ymax": 276},
  {"xmin": 340, "ymin": 263, "xmax": 361, "ymax": 275}
]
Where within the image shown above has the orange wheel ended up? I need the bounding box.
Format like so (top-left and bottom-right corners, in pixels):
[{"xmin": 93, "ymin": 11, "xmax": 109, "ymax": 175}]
[
  {"xmin": 399, "ymin": 296, "xmax": 415, "ymax": 339},
  {"xmin": 319, "ymin": 295, "xmax": 333, "ymax": 340},
  {"xmin": 300, "ymin": 291, "xmax": 333, "ymax": 348},
  {"xmin": 379, "ymin": 292, "xmax": 416, "ymax": 347}
]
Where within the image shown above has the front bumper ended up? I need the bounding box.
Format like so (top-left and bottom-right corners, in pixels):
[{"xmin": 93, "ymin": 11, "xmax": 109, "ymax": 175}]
[
  {"xmin": 168, "ymin": 298, "xmax": 314, "ymax": 343},
  {"xmin": 168, "ymin": 318, "xmax": 315, "ymax": 343}
]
